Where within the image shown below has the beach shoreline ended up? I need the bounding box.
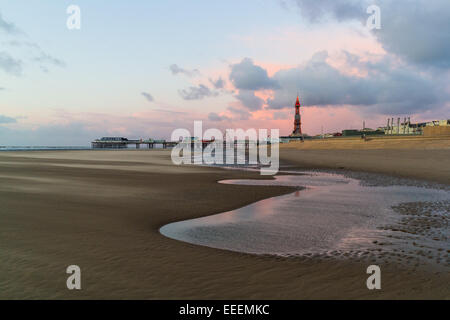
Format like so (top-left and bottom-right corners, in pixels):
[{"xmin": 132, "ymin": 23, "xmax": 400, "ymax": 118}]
[
  {"xmin": 279, "ymin": 137, "xmax": 450, "ymax": 184},
  {"xmin": 0, "ymin": 149, "xmax": 449, "ymax": 299}
]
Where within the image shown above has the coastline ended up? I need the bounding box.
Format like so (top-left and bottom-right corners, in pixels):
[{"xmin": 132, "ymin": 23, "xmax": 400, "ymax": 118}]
[{"xmin": 0, "ymin": 149, "xmax": 449, "ymax": 299}]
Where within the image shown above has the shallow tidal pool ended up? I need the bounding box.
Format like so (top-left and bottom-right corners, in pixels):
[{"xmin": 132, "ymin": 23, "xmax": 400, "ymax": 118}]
[{"xmin": 160, "ymin": 171, "xmax": 450, "ymax": 270}]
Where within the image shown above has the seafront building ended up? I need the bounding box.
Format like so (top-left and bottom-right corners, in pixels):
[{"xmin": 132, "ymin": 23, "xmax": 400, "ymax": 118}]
[{"xmin": 383, "ymin": 118, "xmax": 450, "ymax": 136}]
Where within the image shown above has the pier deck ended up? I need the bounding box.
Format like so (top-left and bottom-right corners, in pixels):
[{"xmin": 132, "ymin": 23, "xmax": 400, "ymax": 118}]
[{"xmin": 91, "ymin": 139, "xmax": 178, "ymax": 149}]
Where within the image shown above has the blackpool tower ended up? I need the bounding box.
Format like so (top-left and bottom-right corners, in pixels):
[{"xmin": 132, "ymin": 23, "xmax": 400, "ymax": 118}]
[{"xmin": 291, "ymin": 95, "xmax": 302, "ymax": 136}]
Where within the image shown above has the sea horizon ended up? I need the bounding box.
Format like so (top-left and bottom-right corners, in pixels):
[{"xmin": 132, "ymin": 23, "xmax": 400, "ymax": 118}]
[{"xmin": 0, "ymin": 146, "xmax": 91, "ymax": 151}]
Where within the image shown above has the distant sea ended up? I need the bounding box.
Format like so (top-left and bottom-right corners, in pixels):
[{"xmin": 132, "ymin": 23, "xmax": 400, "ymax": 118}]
[
  {"xmin": 0, "ymin": 146, "xmax": 91, "ymax": 151},
  {"xmin": 0, "ymin": 145, "xmax": 167, "ymax": 151}
]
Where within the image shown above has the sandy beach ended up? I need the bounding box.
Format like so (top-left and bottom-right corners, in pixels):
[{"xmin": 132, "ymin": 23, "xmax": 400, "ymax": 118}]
[{"xmin": 0, "ymin": 144, "xmax": 449, "ymax": 299}]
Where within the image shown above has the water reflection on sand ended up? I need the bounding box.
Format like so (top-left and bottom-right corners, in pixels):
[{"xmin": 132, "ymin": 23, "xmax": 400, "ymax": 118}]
[{"xmin": 160, "ymin": 172, "xmax": 450, "ymax": 270}]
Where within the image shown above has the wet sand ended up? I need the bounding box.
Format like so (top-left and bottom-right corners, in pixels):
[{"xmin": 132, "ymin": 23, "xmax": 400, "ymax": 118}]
[
  {"xmin": 0, "ymin": 149, "xmax": 449, "ymax": 299},
  {"xmin": 161, "ymin": 172, "xmax": 450, "ymax": 271}
]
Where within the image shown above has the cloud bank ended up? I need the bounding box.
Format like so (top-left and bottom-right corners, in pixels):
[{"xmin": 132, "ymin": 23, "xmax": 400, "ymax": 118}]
[
  {"xmin": 226, "ymin": 0, "xmax": 450, "ymax": 117},
  {"xmin": 267, "ymin": 51, "xmax": 443, "ymax": 115},
  {"xmin": 291, "ymin": 0, "xmax": 450, "ymax": 68},
  {"xmin": 230, "ymin": 58, "xmax": 279, "ymax": 90},
  {"xmin": 227, "ymin": 50, "xmax": 447, "ymax": 116}
]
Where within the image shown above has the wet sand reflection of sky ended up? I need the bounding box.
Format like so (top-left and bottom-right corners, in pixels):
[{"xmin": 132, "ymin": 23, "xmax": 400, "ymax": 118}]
[{"xmin": 161, "ymin": 172, "xmax": 450, "ymax": 270}]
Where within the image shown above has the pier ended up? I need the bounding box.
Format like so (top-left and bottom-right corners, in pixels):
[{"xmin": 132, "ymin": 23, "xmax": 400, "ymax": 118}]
[
  {"xmin": 91, "ymin": 137, "xmax": 272, "ymax": 150},
  {"xmin": 91, "ymin": 137, "xmax": 178, "ymax": 149}
]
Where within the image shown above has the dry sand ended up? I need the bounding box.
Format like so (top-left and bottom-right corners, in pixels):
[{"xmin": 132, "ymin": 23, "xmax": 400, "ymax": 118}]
[{"xmin": 0, "ymin": 146, "xmax": 449, "ymax": 299}]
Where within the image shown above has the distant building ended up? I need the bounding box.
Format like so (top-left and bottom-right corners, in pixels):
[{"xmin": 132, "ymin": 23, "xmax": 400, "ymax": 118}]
[
  {"xmin": 99, "ymin": 137, "xmax": 128, "ymax": 142},
  {"xmin": 342, "ymin": 129, "xmax": 360, "ymax": 136},
  {"xmin": 342, "ymin": 129, "xmax": 384, "ymax": 137},
  {"xmin": 384, "ymin": 117, "xmax": 419, "ymax": 135},
  {"xmin": 92, "ymin": 137, "xmax": 129, "ymax": 149},
  {"xmin": 384, "ymin": 117, "xmax": 449, "ymax": 135},
  {"xmin": 427, "ymin": 119, "xmax": 450, "ymax": 127},
  {"xmin": 423, "ymin": 119, "xmax": 450, "ymax": 136}
]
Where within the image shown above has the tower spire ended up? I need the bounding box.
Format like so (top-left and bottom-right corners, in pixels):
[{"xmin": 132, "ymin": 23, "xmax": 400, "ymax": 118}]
[{"xmin": 292, "ymin": 95, "xmax": 302, "ymax": 136}]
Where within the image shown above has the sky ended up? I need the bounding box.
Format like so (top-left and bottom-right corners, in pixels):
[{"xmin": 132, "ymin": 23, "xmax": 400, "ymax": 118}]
[{"xmin": 0, "ymin": 0, "xmax": 449, "ymax": 145}]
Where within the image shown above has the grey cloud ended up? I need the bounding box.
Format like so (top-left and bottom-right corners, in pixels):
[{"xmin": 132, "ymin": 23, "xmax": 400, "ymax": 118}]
[
  {"xmin": 170, "ymin": 64, "xmax": 200, "ymax": 77},
  {"xmin": 0, "ymin": 12, "xmax": 21, "ymax": 34},
  {"xmin": 33, "ymin": 53, "xmax": 66, "ymax": 68},
  {"xmin": 178, "ymin": 84, "xmax": 218, "ymax": 100},
  {"xmin": 141, "ymin": 92, "xmax": 154, "ymax": 102},
  {"xmin": 0, "ymin": 51, "xmax": 22, "ymax": 75},
  {"xmin": 3, "ymin": 40, "xmax": 41, "ymax": 50},
  {"xmin": 291, "ymin": 0, "xmax": 450, "ymax": 68},
  {"xmin": 154, "ymin": 109, "xmax": 187, "ymax": 115},
  {"xmin": 235, "ymin": 90, "xmax": 264, "ymax": 110},
  {"xmin": 3, "ymin": 39, "xmax": 65, "ymax": 73},
  {"xmin": 0, "ymin": 115, "xmax": 17, "ymax": 124},
  {"xmin": 209, "ymin": 77, "xmax": 226, "ymax": 89},
  {"xmin": 0, "ymin": 12, "xmax": 65, "ymax": 74},
  {"xmin": 375, "ymin": 0, "xmax": 450, "ymax": 68},
  {"xmin": 227, "ymin": 106, "xmax": 252, "ymax": 120},
  {"xmin": 267, "ymin": 50, "xmax": 443, "ymax": 115},
  {"xmin": 229, "ymin": 58, "xmax": 279, "ymax": 90},
  {"xmin": 292, "ymin": 0, "xmax": 365, "ymax": 23},
  {"xmin": 208, "ymin": 112, "xmax": 230, "ymax": 122}
]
